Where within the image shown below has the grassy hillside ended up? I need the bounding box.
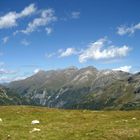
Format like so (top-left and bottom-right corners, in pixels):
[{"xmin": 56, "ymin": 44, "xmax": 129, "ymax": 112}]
[{"xmin": 0, "ymin": 106, "xmax": 140, "ymax": 140}]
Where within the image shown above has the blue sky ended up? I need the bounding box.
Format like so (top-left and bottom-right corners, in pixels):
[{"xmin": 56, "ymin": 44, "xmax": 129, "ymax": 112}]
[{"xmin": 0, "ymin": 0, "xmax": 140, "ymax": 82}]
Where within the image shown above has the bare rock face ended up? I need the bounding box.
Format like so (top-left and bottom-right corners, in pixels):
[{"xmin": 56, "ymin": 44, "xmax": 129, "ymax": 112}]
[{"xmin": 0, "ymin": 87, "xmax": 8, "ymax": 98}]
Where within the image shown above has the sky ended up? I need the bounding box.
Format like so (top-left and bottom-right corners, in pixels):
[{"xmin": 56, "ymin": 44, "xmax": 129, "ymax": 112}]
[{"xmin": 0, "ymin": 0, "xmax": 140, "ymax": 82}]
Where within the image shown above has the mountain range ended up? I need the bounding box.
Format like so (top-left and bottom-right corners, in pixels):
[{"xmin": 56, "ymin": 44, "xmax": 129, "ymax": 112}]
[{"xmin": 0, "ymin": 66, "xmax": 140, "ymax": 110}]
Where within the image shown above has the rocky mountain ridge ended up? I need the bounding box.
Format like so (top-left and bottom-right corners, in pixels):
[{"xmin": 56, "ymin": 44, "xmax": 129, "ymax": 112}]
[{"xmin": 1, "ymin": 66, "xmax": 140, "ymax": 110}]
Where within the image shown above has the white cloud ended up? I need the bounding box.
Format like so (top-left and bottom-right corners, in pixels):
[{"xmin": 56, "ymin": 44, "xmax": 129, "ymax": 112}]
[
  {"xmin": 43, "ymin": 38, "xmax": 130, "ymax": 63},
  {"xmin": 0, "ymin": 75, "xmax": 27, "ymax": 83},
  {"xmin": 45, "ymin": 52, "xmax": 56, "ymax": 58},
  {"xmin": 2, "ymin": 36, "xmax": 9, "ymax": 44},
  {"xmin": 0, "ymin": 3, "xmax": 36, "ymax": 29},
  {"xmin": 79, "ymin": 38, "xmax": 130, "ymax": 63},
  {"xmin": 45, "ymin": 48, "xmax": 81, "ymax": 58},
  {"xmin": 20, "ymin": 9, "xmax": 57, "ymax": 34},
  {"xmin": 21, "ymin": 39, "xmax": 30, "ymax": 46},
  {"xmin": 71, "ymin": 11, "xmax": 80, "ymax": 19},
  {"xmin": 113, "ymin": 65, "xmax": 132, "ymax": 73},
  {"xmin": 59, "ymin": 48, "xmax": 76, "ymax": 57},
  {"xmin": 117, "ymin": 23, "xmax": 140, "ymax": 35},
  {"xmin": 0, "ymin": 67, "xmax": 29, "ymax": 83},
  {"xmin": 0, "ymin": 68, "xmax": 18, "ymax": 74},
  {"xmin": 45, "ymin": 27, "xmax": 52, "ymax": 35},
  {"xmin": 19, "ymin": 3, "xmax": 36, "ymax": 17},
  {"xmin": 0, "ymin": 12, "xmax": 17, "ymax": 29}
]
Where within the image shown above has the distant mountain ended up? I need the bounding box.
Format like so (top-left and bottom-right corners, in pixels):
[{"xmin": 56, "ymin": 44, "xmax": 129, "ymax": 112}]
[{"xmin": 6, "ymin": 66, "xmax": 140, "ymax": 110}]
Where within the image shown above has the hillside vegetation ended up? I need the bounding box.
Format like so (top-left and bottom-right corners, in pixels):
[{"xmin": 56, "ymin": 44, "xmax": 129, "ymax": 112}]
[{"xmin": 0, "ymin": 106, "xmax": 140, "ymax": 140}]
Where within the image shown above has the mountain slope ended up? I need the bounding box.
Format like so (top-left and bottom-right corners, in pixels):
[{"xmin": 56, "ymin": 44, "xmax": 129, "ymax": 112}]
[
  {"xmin": 7, "ymin": 66, "xmax": 139, "ymax": 110},
  {"xmin": 74, "ymin": 73, "xmax": 140, "ymax": 110},
  {"xmin": 0, "ymin": 85, "xmax": 23, "ymax": 105}
]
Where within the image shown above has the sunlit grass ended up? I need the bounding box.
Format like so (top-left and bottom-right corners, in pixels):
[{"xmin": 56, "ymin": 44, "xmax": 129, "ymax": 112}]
[{"xmin": 0, "ymin": 106, "xmax": 140, "ymax": 140}]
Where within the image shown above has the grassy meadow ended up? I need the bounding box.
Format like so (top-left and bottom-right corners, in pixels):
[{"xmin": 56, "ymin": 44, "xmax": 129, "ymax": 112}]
[{"xmin": 0, "ymin": 106, "xmax": 140, "ymax": 140}]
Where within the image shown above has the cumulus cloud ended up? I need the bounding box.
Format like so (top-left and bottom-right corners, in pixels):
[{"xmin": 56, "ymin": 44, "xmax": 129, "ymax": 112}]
[
  {"xmin": 113, "ymin": 65, "xmax": 132, "ymax": 73},
  {"xmin": 0, "ymin": 3, "xmax": 36, "ymax": 29},
  {"xmin": 21, "ymin": 39, "xmax": 30, "ymax": 46},
  {"xmin": 59, "ymin": 48, "xmax": 76, "ymax": 57},
  {"xmin": 117, "ymin": 22, "xmax": 140, "ymax": 35},
  {"xmin": 2, "ymin": 36, "xmax": 9, "ymax": 44},
  {"xmin": 44, "ymin": 38, "xmax": 131, "ymax": 63},
  {"xmin": 71, "ymin": 11, "xmax": 80, "ymax": 19},
  {"xmin": 19, "ymin": 3, "xmax": 36, "ymax": 17},
  {"xmin": 0, "ymin": 12, "xmax": 18, "ymax": 29},
  {"xmin": 20, "ymin": 9, "xmax": 57, "ymax": 34},
  {"xmin": 46, "ymin": 48, "xmax": 80, "ymax": 58},
  {"xmin": 79, "ymin": 38, "xmax": 130, "ymax": 63}
]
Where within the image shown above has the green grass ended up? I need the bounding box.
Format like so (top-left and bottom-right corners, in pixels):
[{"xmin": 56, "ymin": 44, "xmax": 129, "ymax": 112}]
[{"xmin": 0, "ymin": 106, "xmax": 140, "ymax": 140}]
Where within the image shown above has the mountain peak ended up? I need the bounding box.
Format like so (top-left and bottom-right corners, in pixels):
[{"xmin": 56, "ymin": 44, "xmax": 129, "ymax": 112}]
[{"xmin": 34, "ymin": 70, "xmax": 47, "ymax": 75}]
